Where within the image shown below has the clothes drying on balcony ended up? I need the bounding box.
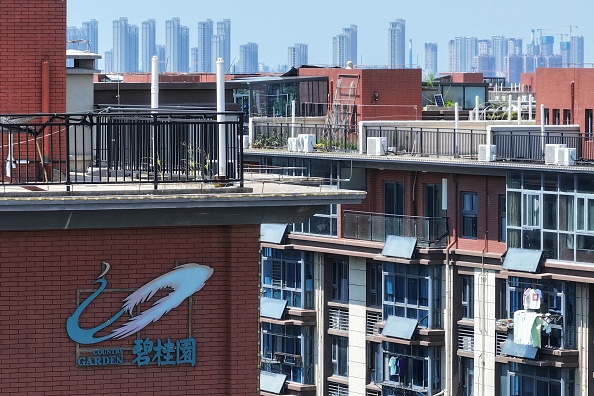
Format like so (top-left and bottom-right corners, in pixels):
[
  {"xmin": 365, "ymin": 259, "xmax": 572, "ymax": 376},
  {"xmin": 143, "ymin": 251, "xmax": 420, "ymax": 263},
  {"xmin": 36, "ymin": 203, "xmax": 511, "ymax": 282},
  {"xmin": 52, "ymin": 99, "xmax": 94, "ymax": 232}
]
[{"xmin": 514, "ymin": 310, "xmax": 542, "ymax": 348}]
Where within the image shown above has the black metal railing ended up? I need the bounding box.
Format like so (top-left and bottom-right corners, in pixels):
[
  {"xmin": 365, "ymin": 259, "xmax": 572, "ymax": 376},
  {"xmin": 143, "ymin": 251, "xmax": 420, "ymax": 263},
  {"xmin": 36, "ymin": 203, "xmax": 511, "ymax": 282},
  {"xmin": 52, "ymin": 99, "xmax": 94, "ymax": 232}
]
[
  {"xmin": 365, "ymin": 126, "xmax": 486, "ymax": 158},
  {"xmin": 251, "ymin": 122, "xmax": 358, "ymax": 152},
  {"xmin": 0, "ymin": 110, "xmax": 244, "ymax": 187},
  {"xmin": 342, "ymin": 210, "xmax": 449, "ymax": 248},
  {"xmin": 492, "ymin": 130, "xmax": 587, "ymax": 162}
]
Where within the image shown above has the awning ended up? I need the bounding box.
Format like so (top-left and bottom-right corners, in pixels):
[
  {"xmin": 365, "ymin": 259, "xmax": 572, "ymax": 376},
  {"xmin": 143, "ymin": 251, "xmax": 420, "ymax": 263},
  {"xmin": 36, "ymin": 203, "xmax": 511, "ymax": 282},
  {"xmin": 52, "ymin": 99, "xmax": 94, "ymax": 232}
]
[
  {"xmin": 260, "ymin": 223, "xmax": 288, "ymax": 244},
  {"xmin": 260, "ymin": 297, "xmax": 287, "ymax": 320},
  {"xmin": 500, "ymin": 334, "xmax": 538, "ymax": 359},
  {"xmin": 381, "ymin": 315, "xmax": 418, "ymax": 340},
  {"xmin": 381, "ymin": 235, "xmax": 417, "ymax": 259},
  {"xmin": 260, "ymin": 371, "xmax": 287, "ymax": 394},
  {"xmin": 502, "ymin": 248, "xmax": 543, "ymax": 273}
]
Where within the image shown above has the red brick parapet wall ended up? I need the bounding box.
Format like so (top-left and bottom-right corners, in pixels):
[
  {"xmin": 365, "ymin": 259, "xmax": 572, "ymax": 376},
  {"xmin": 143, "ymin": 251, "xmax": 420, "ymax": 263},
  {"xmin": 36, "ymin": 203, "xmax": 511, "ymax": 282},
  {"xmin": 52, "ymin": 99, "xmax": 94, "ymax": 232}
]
[
  {"xmin": 0, "ymin": 0, "xmax": 66, "ymax": 114},
  {"xmin": 0, "ymin": 225, "xmax": 260, "ymax": 395}
]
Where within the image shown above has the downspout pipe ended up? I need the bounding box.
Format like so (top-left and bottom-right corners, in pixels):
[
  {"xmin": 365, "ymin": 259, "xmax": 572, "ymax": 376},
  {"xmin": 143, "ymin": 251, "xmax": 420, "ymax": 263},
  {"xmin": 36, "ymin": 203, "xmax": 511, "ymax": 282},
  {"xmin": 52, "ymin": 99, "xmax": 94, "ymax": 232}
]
[{"xmin": 216, "ymin": 58, "xmax": 227, "ymax": 178}]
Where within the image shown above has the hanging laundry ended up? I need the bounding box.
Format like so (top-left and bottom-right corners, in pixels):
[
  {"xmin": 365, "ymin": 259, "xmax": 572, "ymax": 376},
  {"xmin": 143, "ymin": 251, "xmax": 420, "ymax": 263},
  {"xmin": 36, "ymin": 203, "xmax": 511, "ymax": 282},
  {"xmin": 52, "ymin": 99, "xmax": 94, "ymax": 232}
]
[
  {"xmin": 513, "ymin": 310, "xmax": 542, "ymax": 348},
  {"xmin": 527, "ymin": 288, "xmax": 542, "ymax": 310},
  {"xmin": 389, "ymin": 355, "xmax": 398, "ymax": 376},
  {"xmin": 397, "ymin": 356, "xmax": 407, "ymax": 377}
]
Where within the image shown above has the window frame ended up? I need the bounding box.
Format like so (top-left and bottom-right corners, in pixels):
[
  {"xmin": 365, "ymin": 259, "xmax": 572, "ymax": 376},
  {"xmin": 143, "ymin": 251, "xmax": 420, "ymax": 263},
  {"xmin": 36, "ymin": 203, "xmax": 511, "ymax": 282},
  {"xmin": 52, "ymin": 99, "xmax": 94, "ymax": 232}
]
[{"xmin": 461, "ymin": 192, "xmax": 478, "ymax": 239}]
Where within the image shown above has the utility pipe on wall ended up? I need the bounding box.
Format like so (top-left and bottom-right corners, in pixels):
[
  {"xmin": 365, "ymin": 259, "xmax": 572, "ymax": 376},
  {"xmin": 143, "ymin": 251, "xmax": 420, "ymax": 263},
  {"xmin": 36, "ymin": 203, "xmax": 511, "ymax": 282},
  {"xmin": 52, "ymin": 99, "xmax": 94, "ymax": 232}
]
[
  {"xmin": 151, "ymin": 56, "xmax": 159, "ymax": 110},
  {"xmin": 216, "ymin": 58, "xmax": 227, "ymax": 178}
]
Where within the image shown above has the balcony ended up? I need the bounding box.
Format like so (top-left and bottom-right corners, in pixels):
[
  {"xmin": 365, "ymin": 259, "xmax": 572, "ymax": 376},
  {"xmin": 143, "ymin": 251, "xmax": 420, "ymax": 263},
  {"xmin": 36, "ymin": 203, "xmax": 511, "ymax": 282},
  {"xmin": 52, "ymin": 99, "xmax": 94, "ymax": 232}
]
[
  {"xmin": 251, "ymin": 122, "xmax": 358, "ymax": 152},
  {"xmin": 0, "ymin": 109, "xmax": 244, "ymax": 187},
  {"xmin": 342, "ymin": 210, "xmax": 449, "ymax": 248}
]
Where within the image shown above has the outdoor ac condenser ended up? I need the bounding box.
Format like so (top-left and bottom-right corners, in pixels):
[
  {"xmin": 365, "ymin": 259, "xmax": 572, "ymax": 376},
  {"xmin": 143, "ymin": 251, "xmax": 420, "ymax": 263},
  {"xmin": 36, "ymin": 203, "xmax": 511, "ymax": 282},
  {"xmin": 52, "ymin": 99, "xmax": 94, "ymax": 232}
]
[
  {"xmin": 556, "ymin": 147, "xmax": 576, "ymax": 166},
  {"xmin": 298, "ymin": 134, "xmax": 316, "ymax": 153},
  {"xmin": 287, "ymin": 137, "xmax": 299, "ymax": 152},
  {"xmin": 544, "ymin": 144, "xmax": 566, "ymax": 165},
  {"xmin": 478, "ymin": 144, "xmax": 496, "ymax": 162},
  {"xmin": 367, "ymin": 137, "xmax": 387, "ymax": 156}
]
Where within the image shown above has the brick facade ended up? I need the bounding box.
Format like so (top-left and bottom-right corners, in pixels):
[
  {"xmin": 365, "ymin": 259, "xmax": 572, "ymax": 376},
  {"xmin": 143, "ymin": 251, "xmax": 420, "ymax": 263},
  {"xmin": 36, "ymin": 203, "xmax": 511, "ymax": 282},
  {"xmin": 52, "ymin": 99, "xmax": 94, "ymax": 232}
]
[
  {"xmin": 0, "ymin": 0, "xmax": 66, "ymax": 113},
  {"xmin": 0, "ymin": 225, "xmax": 260, "ymax": 395},
  {"xmin": 298, "ymin": 68, "xmax": 422, "ymax": 121}
]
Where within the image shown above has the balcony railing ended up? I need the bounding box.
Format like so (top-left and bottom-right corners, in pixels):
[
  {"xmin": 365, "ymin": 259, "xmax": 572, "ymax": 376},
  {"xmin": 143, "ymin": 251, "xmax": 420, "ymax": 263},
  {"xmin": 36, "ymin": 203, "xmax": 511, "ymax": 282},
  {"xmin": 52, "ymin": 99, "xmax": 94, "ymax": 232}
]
[
  {"xmin": 342, "ymin": 210, "xmax": 449, "ymax": 248},
  {"xmin": 0, "ymin": 110, "xmax": 244, "ymax": 187},
  {"xmin": 365, "ymin": 126, "xmax": 486, "ymax": 158},
  {"xmin": 252, "ymin": 122, "xmax": 358, "ymax": 152}
]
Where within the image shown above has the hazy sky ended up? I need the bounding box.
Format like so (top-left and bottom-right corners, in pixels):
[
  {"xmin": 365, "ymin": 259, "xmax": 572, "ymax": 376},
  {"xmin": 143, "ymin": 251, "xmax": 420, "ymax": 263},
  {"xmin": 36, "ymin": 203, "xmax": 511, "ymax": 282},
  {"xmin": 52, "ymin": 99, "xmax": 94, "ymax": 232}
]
[{"xmin": 67, "ymin": 0, "xmax": 592, "ymax": 72}]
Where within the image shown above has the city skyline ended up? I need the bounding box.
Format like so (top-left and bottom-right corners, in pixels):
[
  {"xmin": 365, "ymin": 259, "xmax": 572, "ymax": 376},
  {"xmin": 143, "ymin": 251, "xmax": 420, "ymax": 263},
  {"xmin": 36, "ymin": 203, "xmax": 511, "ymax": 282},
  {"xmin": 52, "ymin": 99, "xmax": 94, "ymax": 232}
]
[{"xmin": 67, "ymin": 0, "xmax": 592, "ymax": 72}]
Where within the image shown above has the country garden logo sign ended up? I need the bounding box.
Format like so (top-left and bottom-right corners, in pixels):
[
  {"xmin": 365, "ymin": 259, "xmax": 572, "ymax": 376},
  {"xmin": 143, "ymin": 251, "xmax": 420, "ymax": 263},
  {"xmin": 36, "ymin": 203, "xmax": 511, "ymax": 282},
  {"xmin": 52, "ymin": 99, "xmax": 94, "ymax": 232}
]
[{"xmin": 66, "ymin": 262, "xmax": 213, "ymax": 367}]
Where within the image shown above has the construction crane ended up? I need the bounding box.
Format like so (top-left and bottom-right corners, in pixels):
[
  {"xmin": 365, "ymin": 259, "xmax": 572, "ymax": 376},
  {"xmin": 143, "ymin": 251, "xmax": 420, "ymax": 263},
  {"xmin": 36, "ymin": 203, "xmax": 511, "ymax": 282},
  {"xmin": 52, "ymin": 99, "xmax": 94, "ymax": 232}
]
[
  {"xmin": 536, "ymin": 28, "xmax": 552, "ymax": 42},
  {"xmin": 565, "ymin": 25, "xmax": 578, "ymax": 38}
]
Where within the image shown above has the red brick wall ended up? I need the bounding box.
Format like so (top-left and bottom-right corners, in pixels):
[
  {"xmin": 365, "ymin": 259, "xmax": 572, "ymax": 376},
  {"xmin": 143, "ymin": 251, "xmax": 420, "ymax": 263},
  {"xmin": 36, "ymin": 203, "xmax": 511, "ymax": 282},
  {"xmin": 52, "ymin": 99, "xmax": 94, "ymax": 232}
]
[
  {"xmin": 534, "ymin": 68, "xmax": 594, "ymax": 131},
  {"xmin": 0, "ymin": 225, "xmax": 260, "ymax": 395},
  {"xmin": 340, "ymin": 169, "xmax": 506, "ymax": 254},
  {"xmin": 298, "ymin": 68, "xmax": 422, "ymax": 121},
  {"xmin": 0, "ymin": 0, "xmax": 66, "ymax": 113},
  {"xmin": 450, "ymin": 73, "xmax": 483, "ymax": 83}
]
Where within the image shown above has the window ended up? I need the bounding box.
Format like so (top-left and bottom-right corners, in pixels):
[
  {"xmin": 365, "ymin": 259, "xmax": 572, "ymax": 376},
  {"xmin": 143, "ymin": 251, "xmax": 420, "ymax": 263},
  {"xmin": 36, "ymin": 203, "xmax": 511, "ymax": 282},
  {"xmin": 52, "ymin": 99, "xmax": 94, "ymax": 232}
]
[
  {"xmin": 460, "ymin": 358, "xmax": 474, "ymax": 396},
  {"xmin": 552, "ymin": 109, "xmax": 560, "ymax": 125},
  {"xmin": 262, "ymin": 248, "xmax": 314, "ymax": 309},
  {"xmin": 385, "ymin": 182, "xmax": 404, "ymax": 215},
  {"xmin": 507, "ymin": 363, "xmax": 574, "ymax": 396},
  {"xmin": 501, "ymin": 278, "xmax": 575, "ymax": 349},
  {"xmin": 382, "ymin": 343, "xmax": 441, "ymax": 394},
  {"xmin": 499, "ymin": 195, "xmax": 507, "ymax": 242},
  {"xmin": 522, "ymin": 193, "xmax": 540, "ymax": 227},
  {"xmin": 332, "ymin": 258, "xmax": 349, "ymax": 302},
  {"xmin": 462, "ymin": 192, "xmax": 478, "ymax": 238},
  {"xmin": 331, "ymin": 336, "xmax": 348, "ymax": 377},
  {"xmin": 563, "ymin": 109, "xmax": 571, "ymax": 125},
  {"xmin": 461, "ymin": 275, "xmax": 474, "ymax": 320},
  {"xmin": 261, "ymin": 323, "xmax": 314, "ymax": 384},
  {"xmin": 367, "ymin": 261, "xmax": 382, "ymax": 307},
  {"xmin": 383, "ymin": 263, "xmax": 441, "ymax": 328},
  {"xmin": 586, "ymin": 109, "xmax": 593, "ymax": 138}
]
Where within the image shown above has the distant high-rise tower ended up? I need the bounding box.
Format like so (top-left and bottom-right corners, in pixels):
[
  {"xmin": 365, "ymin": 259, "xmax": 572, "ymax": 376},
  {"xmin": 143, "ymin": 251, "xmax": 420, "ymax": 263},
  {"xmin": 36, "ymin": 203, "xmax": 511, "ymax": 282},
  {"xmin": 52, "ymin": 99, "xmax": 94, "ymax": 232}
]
[
  {"xmin": 239, "ymin": 42, "xmax": 258, "ymax": 73},
  {"xmin": 424, "ymin": 43, "xmax": 438, "ymax": 76},
  {"xmin": 560, "ymin": 41, "xmax": 571, "ymax": 67},
  {"xmin": 217, "ymin": 19, "xmax": 231, "ymax": 68},
  {"xmin": 540, "ymin": 36, "xmax": 555, "ymax": 57},
  {"xmin": 570, "ymin": 36, "xmax": 584, "ymax": 67},
  {"xmin": 197, "ymin": 20, "xmax": 214, "ymax": 72},
  {"xmin": 104, "ymin": 50, "xmax": 113, "ymax": 72},
  {"xmin": 389, "ymin": 19, "xmax": 406, "ymax": 68},
  {"xmin": 83, "ymin": 20, "xmax": 99, "ymax": 68},
  {"xmin": 165, "ymin": 17, "xmax": 189, "ymax": 72},
  {"xmin": 507, "ymin": 38, "xmax": 523, "ymax": 56},
  {"xmin": 333, "ymin": 25, "xmax": 357, "ymax": 67},
  {"xmin": 128, "ymin": 24, "xmax": 139, "ymax": 72},
  {"xmin": 141, "ymin": 19, "xmax": 156, "ymax": 72},
  {"xmin": 82, "ymin": 20, "xmax": 99, "ymax": 53},
  {"xmin": 449, "ymin": 36, "xmax": 469, "ymax": 72},
  {"xmin": 287, "ymin": 43, "xmax": 308, "ymax": 68},
  {"xmin": 491, "ymin": 35, "xmax": 507, "ymax": 76},
  {"xmin": 156, "ymin": 44, "xmax": 166, "ymax": 67},
  {"xmin": 179, "ymin": 25, "xmax": 190, "ymax": 72},
  {"xmin": 113, "ymin": 17, "xmax": 139, "ymax": 72}
]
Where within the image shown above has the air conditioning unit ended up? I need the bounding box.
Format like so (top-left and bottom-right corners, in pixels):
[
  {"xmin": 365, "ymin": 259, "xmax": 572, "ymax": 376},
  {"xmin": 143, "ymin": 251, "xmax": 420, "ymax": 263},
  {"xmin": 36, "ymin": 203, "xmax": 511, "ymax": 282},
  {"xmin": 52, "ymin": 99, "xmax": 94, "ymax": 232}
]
[
  {"xmin": 287, "ymin": 137, "xmax": 299, "ymax": 152},
  {"xmin": 462, "ymin": 336, "xmax": 473, "ymax": 351},
  {"xmin": 478, "ymin": 144, "xmax": 496, "ymax": 162},
  {"xmin": 242, "ymin": 135, "xmax": 250, "ymax": 149},
  {"xmin": 367, "ymin": 137, "xmax": 387, "ymax": 156},
  {"xmin": 556, "ymin": 147, "xmax": 576, "ymax": 166},
  {"xmin": 545, "ymin": 144, "xmax": 566, "ymax": 165},
  {"xmin": 298, "ymin": 134, "xmax": 316, "ymax": 153}
]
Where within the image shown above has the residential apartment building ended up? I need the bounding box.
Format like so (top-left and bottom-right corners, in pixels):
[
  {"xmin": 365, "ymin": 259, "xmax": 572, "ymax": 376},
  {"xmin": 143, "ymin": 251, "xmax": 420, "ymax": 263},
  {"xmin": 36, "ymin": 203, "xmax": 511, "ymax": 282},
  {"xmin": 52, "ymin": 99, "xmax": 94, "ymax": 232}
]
[
  {"xmin": 424, "ymin": 43, "xmax": 438, "ymax": 77},
  {"xmin": 1, "ymin": 4, "xmax": 365, "ymax": 396},
  {"xmin": 288, "ymin": 43, "xmax": 309, "ymax": 69},
  {"xmin": 333, "ymin": 25, "xmax": 357, "ymax": 68},
  {"xmin": 389, "ymin": 20, "xmax": 406, "ymax": 69},
  {"xmin": 239, "ymin": 42, "xmax": 259, "ymax": 74},
  {"xmin": 249, "ymin": 67, "xmax": 594, "ymax": 396},
  {"xmin": 113, "ymin": 17, "xmax": 139, "ymax": 72},
  {"xmin": 141, "ymin": 19, "xmax": 157, "ymax": 72}
]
